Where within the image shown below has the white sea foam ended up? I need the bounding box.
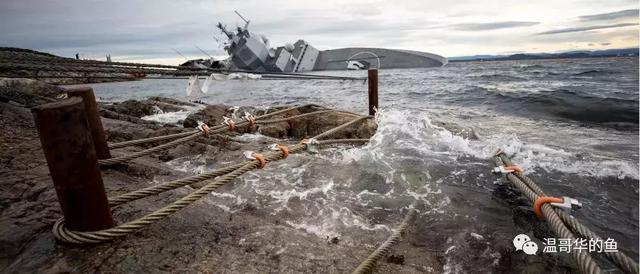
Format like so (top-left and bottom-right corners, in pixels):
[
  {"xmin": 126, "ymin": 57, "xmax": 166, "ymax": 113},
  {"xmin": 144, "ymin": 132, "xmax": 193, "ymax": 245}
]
[
  {"xmin": 165, "ymin": 154, "xmax": 208, "ymax": 174},
  {"xmin": 141, "ymin": 104, "xmax": 204, "ymax": 125},
  {"xmin": 347, "ymin": 108, "xmax": 638, "ymax": 179}
]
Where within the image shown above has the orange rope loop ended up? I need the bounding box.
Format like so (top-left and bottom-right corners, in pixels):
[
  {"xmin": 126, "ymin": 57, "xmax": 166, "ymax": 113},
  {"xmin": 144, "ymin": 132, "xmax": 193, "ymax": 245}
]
[
  {"xmin": 252, "ymin": 153, "xmax": 266, "ymax": 169},
  {"xmin": 505, "ymin": 165, "xmax": 524, "ymax": 173},
  {"xmin": 533, "ymin": 196, "xmax": 564, "ymax": 219},
  {"xmin": 197, "ymin": 123, "xmax": 210, "ymax": 136},
  {"xmin": 269, "ymin": 144, "xmax": 289, "ymax": 159},
  {"xmin": 244, "ymin": 112, "xmax": 256, "ymax": 128},
  {"xmin": 223, "ymin": 116, "xmax": 236, "ymax": 131}
]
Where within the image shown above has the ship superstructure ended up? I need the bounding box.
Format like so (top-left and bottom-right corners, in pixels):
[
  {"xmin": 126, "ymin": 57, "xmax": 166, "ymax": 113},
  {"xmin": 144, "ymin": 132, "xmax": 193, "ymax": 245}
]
[{"xmin": 216, "ymin": 12, "xmax": 447, "ymax": 72}]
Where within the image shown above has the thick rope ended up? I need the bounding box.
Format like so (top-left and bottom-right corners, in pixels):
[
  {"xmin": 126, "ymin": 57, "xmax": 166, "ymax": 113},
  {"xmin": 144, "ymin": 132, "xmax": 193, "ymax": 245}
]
[
  {"xmin": 108, "ymin": 162, "xmax": 247, "ymax": 206},
  {"xmin": 109, "ymin": 130, "xmax": 199, "ymax": 149},
  {"xmin": 100, "ymin": 105, "xmax": 352, "ymax": 166},
  {"xmin": 352, "ymin": 205, "xmax": 417, "ymax": 274},
  {"xmin": 53, "ymin": 116, "xmax": 369, "ymax": 244},
  {"xmin": 257, "ymin": 110, "xmax": 335, "ymax": 124},
  {"xmin": 257, "ymin": 110, "xmax": 361, "ymax": 124},
  {"xmin": 105, "ymin": 104, "xmax": 328, "ymax": 150},
  {"xmin": 494, "ymin": 156, "xmax": 601, "ymax": 274},
  {"xmin": 498, "ymin": 154, "xmax": 638, "ymax": 274},
  {"xmin": 99, "ymin": 132, "xmax": 204, "ymax": 166},
  {"xmin": 313, "ymin": 116, "xmax": 371, "ymax": 140},
  {"xmin": 318, "ymin": 139, "xmax": 370, "ymax": 145},
  {"xmin": 109, "ymin": 138, "xmax": 370, "ymax": 206}
]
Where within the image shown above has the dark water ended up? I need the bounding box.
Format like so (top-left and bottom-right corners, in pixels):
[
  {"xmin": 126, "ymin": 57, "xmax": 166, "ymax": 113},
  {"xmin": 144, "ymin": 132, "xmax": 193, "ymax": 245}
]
[{"xmin": 88, "ymin": 57, "xmax": 639, "ymax": 273}]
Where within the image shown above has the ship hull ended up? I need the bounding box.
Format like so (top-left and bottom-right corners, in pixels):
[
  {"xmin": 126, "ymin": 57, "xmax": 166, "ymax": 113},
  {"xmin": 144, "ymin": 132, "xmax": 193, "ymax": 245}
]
[{"xmin": 313, "ymin": 47, "xmax": 447, "ymax": 70}]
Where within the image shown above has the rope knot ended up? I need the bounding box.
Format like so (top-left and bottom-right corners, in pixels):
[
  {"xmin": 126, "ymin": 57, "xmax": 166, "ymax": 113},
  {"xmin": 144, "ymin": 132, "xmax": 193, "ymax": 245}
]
[
  {"xmin": 196, "ymin": 121, "xmax": 210, "ymax": 136},
  {"xmin": 533, "ymin": 196, "xmax": 564, "ymax": 219},
  {"xmin": 244, "ymin": 112, "xmax": 256, "ymax": 129},
  {"xmin": 223, "ymin": 116, "xmax": 236, "ymax": 131},
  {"xmin": 268, "ymin": 144, "xmax": 289, "ymax": 159},
  {"xmin": 299, "ymin": 138, "xmax": 319, "ymax": 154},
  {"xmin": 491, "ymin": 165, "xmax": 524, "ymax": 174},
  {"xmin": 243, "ymin": 151, "xmax": 266, "ymax": 169}
]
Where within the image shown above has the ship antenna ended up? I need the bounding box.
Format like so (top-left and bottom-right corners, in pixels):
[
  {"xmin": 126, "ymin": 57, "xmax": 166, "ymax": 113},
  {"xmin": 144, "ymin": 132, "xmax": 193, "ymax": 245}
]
[
  {"xmin": 234, "ymin": 10, "xmax": 250, "ymax": 29},
  {"xmin": 171, "ymin": 48, "xmax": 189, "ymax": 60},
  {"xmin": 194, "ymin": 44, "xmax": 213, "ymax": 59},
  {"xmin": 234, "ymin": 10, "xmax": 249, "ymax": 24}
]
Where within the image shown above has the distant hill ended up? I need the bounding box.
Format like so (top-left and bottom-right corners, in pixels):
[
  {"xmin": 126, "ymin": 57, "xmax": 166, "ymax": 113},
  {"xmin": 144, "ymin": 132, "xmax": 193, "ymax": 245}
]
[
  {"xmin": 449, "ymin": 48, "xmax": 639, "ymax": 62},
  {"xmin": 0, "ymin": 47, "xmax": 59, "ymax": 58}
]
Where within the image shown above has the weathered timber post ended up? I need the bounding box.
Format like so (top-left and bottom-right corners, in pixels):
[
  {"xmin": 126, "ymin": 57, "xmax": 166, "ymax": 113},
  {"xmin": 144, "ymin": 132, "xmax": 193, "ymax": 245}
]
[
  {"xmin": 65, "ymin": 86, "xmax": 111, "ymax": 159},
  {"xmin": 32, "ymin": 97, "xmax": 114, "ymax": 231},
  {"xmin": 368, "ymin": 69, "xmax": 379, "ymax": 116}
]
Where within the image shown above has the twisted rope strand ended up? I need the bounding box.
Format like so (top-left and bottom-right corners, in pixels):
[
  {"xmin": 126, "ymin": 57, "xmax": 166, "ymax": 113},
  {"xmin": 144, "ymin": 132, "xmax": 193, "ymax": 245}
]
[
  {"xmin": 352, "ymin": 205, "xmax": 417, "ymax": 274},
  {"xmin": 495, "ymin": 156, "xmax": 601, "ymax": 274},
  {"xmin": 54, "ymin": 117, "xmax": 369, "ymax": 244},
  {"xmin": 497, "ymin": 154, "xmax": 638, "ymax": 274}
]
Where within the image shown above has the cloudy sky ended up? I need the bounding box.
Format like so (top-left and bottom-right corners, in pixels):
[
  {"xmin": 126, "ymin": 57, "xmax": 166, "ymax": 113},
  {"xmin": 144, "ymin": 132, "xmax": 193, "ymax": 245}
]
[{"xmin": 1, "ymin": 0, "xmax": 638, "ymax": 64}]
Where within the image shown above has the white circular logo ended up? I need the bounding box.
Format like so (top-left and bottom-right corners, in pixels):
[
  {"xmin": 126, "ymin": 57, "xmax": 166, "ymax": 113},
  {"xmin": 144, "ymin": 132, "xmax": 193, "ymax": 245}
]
[{"xmin": 513, "ymin": 234, "xmax": 538, "ymax": 255}]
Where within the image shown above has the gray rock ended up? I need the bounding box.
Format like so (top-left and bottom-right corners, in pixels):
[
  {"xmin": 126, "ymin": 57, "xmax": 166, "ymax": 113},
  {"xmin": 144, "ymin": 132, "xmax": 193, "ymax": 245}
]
[
  {"xmin": 183, "ymin": 104, "xmax": 233, "ymax": 128},
  {"xmin": 102, "ymin": 98, "xmax": 186, "ymax": 118},
  {"xmin": 258, "ymin": 108, "xmax": 376, "ymax": 139},
  {"xmin": 0, "ymin": 78, "xmax": 62, "ymax": 107}
]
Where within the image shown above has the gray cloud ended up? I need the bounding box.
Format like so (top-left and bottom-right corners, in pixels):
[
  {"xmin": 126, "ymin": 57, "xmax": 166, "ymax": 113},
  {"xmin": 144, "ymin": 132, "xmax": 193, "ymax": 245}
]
[
  {"xmin": 450, "ymin": 21, "xmax": 539, "ymax": 31},
  {"xmin": 579, "ymin": 9, "xmax": 639, "ymax": 21},
  {"xmin": 536, "ymin": 23, "xmax": 638, "ymax": 35},
  {"xmin": 0, "ymin": 0, "xmax": 637, "ymax": 60}
]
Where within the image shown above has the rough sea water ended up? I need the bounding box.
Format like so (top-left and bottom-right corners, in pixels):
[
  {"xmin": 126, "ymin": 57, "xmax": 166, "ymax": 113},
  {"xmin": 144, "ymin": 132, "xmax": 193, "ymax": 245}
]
[{"xmin": 88, "ymin": 57, "xmax": 639, "ymax": 273}]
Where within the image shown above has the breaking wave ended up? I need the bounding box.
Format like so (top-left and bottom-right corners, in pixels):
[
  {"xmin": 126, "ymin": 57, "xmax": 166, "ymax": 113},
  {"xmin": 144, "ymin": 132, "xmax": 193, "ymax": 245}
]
[{"xmin": 344, "ymin": 109, "xmax": 639, "ymax": 179}]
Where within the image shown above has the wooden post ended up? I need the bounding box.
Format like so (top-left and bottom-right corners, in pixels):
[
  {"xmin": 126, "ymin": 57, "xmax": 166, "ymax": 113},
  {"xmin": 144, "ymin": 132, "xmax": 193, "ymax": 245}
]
[
  {"xmin": 32, "ymin": 97, "xmax": 114, "ymax": 231},
  {"xmin": 367, "ymin": 69, "xmax": 379, "ymax": 116},
  {"xmin": 65, "ymin": 86, "xmax": 111, "ymax": 159}
]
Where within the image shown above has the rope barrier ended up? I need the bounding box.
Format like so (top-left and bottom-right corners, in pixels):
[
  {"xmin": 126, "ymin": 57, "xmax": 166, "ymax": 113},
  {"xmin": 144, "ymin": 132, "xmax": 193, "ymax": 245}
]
[
  {"xmin": 108, "ymin": 162, "xmax": 247, "ymax": 206},
  {"xmin": 494, "ymin": 154, "xmax": 602, "ymax": 274},
  {"xmin": 317, "ymin": 139, "xmax": 370, "ymax": 145},
  {"xmin": 101, "ymin": 106, "xmax": 357, "ymax": 166},
  {"xmin": 53, "ymin": 117, "xmax": 371, "ymax": 244},
  {"xmin": 107, "ymin": 138, "xmax": 368, "ymax": 206},
  {"xmin": 497, "ymin": 153, "xmax": 639, "ymax": 274},
  {"xmin": 352, "ymin": 204, "xmax": 417, "ymax": 274},
  {"xmin": 106, "ymin": 104, "xmax": 325, "ymax": 149},
  {"xmin": 108, "ymin": 130, "xmax": 200, "ymax": 149},
  {"xmin": 99, "ymin": 132, "xmax": 203, "ymax": 166}
]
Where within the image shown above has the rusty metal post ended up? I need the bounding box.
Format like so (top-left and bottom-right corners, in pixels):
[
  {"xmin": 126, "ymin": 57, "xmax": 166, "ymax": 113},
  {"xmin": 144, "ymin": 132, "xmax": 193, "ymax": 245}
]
[
  {"xmin": 367, "ymin": 69, "xmax": 379, "ymax": 116},
  {"xmin": 32, "ymin": 97, "xmax": 114, "ymax": 231},
  {"xmin": 65, "ymin": 86, "xmax": 111, "ymax": 159}
]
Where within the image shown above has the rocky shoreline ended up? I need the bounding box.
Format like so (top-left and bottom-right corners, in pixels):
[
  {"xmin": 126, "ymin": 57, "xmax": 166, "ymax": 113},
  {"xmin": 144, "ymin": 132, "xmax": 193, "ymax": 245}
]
[
  {"xmin": 0, "ymin": 48, "xmax": 140, "ymax": 85},
  {"xmin": 0, "ymin": 78, "xmax": 450, "ymax": 273}
]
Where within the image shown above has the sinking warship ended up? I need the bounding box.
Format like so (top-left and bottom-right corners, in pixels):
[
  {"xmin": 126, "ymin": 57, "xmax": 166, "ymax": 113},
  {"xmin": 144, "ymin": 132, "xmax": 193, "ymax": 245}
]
[{"xmin": 217, "ymin": 12, "xmax": 447, "ymax": 72}]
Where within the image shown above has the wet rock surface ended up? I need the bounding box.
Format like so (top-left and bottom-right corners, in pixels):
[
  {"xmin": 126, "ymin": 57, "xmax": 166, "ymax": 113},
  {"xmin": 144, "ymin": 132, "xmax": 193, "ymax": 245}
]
[
  {"xmin": 184, "ymin": 104, "xmax": 377, "ymax": 140},
  {"xmin": 0, "ymin": 78, "xmax": 62, "ymax": 107},
  {"xmin": 0, "ymin": 80, "xmax": 444, "ymax": 273},
  {"xmin": 101, "ymin": 98, "xmax": 187, "ymax": 118}
]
